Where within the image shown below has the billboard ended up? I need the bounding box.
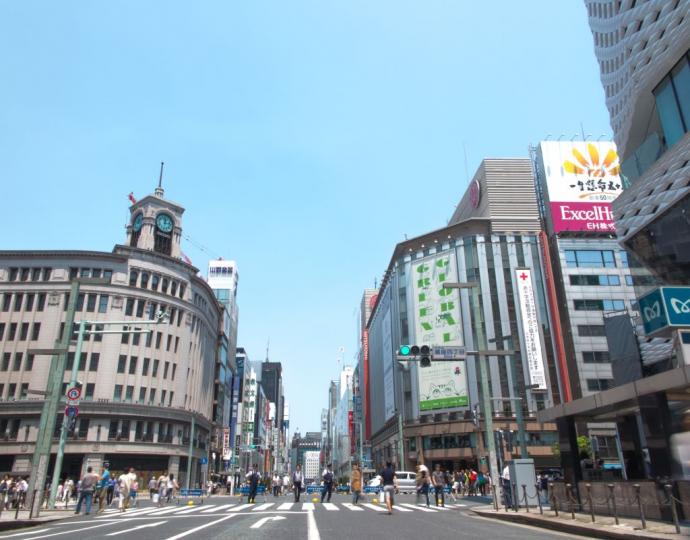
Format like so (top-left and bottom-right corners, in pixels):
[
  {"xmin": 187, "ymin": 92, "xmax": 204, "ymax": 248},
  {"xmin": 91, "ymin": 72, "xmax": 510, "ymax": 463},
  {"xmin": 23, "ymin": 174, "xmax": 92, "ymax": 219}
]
[
  {"xmin": 514, "ymin": 268, "xmax": 547, "ymax": 390},
  {"xmin": 412, "ymin": 252, "xmax": 469, "ymax": 410},
  {"xmin": 539, "ymin": 141, "xmax": 623, "ymax": 233}
]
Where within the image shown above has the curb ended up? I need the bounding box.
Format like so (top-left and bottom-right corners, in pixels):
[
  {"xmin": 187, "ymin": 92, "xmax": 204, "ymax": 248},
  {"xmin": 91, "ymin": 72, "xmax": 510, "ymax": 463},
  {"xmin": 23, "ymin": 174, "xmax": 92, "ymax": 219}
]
[
  {"xmin": 471, "ymin": 508, "xmax": 679, "ymax": 540},
  {"xmin": 0, "ymin": 517, "xmax": 66, "ymax": 533}
]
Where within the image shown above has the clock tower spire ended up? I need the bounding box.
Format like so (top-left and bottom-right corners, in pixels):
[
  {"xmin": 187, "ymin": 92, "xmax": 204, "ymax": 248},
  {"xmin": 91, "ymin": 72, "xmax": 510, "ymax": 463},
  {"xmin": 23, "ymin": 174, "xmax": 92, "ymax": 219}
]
[{"xmin": 126, "ymin": 163, "xmax": 185, "ymax": 260}]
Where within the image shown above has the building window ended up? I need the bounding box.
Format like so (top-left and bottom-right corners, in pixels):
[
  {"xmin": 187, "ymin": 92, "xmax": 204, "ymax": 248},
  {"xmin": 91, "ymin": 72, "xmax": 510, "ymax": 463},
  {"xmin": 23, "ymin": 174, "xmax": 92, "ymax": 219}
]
[
  {"xmin": 85, "ymin": 294, "xmax": 96, "ymax": 312},
  {"xmin": 2, "ymin": 295, "xmax": 10, "ymax": 311},
  {"xmin": 14, "ymin": 294, "xmax": 23, "ymax": 311},
  {"xmin": 583, "ymin": 351, "xmax": 611, "ymax": 363},
  {"xmin": 8, "ymin": 323, "xmax": 16, "ymax": 340},
  {"xmin": 140, "ymin": 272, "xmax": 149, "ymax": 289},
  {"xmin": 113, "ymin": 385, "xmax": 123, "ymax": 401},
  {"xmin": 129, "ymin": 357, "xmax": 138, "ymax": 375},
  {"xmin": 142, "ymin": 357, "xmax": 150, "ymax": 376},
  {"xmin": 0, "ymin": 323, "xmax": 4, "ymax": 341},
  {"xmin": 163, "ymin": 362, "xmax": 169, "ymax": 379},
  {"xmin": 125, "ymin": 385, "xmax": 134, "ymax": 402},
  {"xmin": 37, "ymin": 293, "xmax": 46, "ymax": 311},
  {"xmin": 151, "ymin": 275, "xmax": 160, "ymax": 291},
  {"xmin": 77, "ymin": 418, "xmax": 89, "ymax": 439},
  {"xmin": 19, "ymin": 384, "xmax": 28, "ymax": 399},
  {"xmin": 565, "ymin": 250, "xmax": 616, "ymax": 268},
  {"xmin": 3, "ymin": 353, "xmax": 12, "ymax": 371},
  {"xmin": 25, "ymin": 354, "xmax": 34, "ymax": 371},
  {"xmin": 149, "ymin": 389, "xmax": 156, "ymax": 404},
  {"xmin": 117, "ymin": 355, "xmax": 126, "ymax": 373},
  {"xmin": 136, "ymin": 300, "xmax": 145, "ymax": 318},
  {"xmin": 578, "ymin": 325, "xmax": 607, "ymax": 337},
  {"xmin": 12, "ymin": 353, "xmax": 23, "ymax": 371},
  {"xmin": 85, "ymin": 383, "xmax": 95, "ymax": 400},
  {"xmin": 25, "ymin": 294, "xmax": 34, "ymax": 311},
  {"xmin": 171, "ymin": 364, "xmax": 177, "ymax": 380},
  {"xmin": 78, "ymin": 352, "xmax": 87, "ymax": 371},
  {"xmin": 152, "ymin": 359, "xmax": 159, "ymax": 377},
  {"xmin": 155, "ymin": 332, "xmax": 162, "ymax": 349},
  {"xmin": 586, "ymin": 378, "xmax": 613, "ymax": 391},
  {"xmin": 125, "ymin": 298, "xmax": 134, "ymax": 316},
  {"xmin": 574, "ymin": 299, "xmax": 626, "ymax": 311},
  {"xmin": 138, "ymin": 387, "xmax": 147, "ymax": 404},
  {"xmin": 31, "ymin": 323, "xmax": 41, "ymax": 340},
  {"xmin": 654, "ymin": 53, "xmax": 690, "ymax": 148},
  {"xmin": 89, "ymin": 353, "xmax": 99, "ymax": 371},
  {"xmin": 98, "ymin": 295, "xmax": 109, "ymax": 313},
  {"xmin": 19, "ymin": 323, "xmax": 29, "ymax": 340},
  {"xmin": 166, "ymin": 335, "xmax": 172, "ymax": 351},
  {"xmin": 129, "ymin": 270, "xmax": 139, "ymax": 287}
]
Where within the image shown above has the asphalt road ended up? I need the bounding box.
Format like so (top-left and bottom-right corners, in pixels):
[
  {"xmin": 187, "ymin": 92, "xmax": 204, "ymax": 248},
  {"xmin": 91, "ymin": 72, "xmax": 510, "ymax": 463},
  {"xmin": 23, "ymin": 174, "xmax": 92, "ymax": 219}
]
[{"xmin": 0, "ymin": 493, "xmax": 585, "ymax": 540}]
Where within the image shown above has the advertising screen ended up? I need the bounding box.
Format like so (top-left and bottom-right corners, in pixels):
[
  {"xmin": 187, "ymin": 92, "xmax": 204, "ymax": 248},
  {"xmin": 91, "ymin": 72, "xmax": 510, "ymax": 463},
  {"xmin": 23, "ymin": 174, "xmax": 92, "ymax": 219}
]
[{"xmin": 539, "ymin": 141, "xmax": 623, "ymax": 233}]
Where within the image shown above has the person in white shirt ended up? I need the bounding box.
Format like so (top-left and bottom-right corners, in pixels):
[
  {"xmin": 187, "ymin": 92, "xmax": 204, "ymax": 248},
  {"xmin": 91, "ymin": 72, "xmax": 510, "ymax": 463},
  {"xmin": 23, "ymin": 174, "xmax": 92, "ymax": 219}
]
[
  {"xmin": 501, "ymin": 465, "xmax": 513, "ymax": 508},
  {"xmin": 291, "ymin": 465, "xmax": 304, "ymax": 502}
]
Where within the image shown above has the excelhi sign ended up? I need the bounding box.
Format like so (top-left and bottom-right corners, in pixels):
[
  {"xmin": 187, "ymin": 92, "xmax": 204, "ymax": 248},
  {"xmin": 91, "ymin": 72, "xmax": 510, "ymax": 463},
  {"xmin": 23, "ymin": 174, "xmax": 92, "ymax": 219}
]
[{"xmin": 539, "ymin": 141, "xmax": 623, "ymax": 233}]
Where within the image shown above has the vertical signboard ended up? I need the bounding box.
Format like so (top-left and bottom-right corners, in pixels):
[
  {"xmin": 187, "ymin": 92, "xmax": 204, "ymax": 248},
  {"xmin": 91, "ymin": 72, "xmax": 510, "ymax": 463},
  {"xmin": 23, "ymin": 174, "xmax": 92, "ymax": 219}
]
[
  {"xmin": 222, "ymin": 427, "xmax": 231, "ymax": 461},
  {"xmin": 539, "ymin": 141, "xmax": 623, "ymax": 233},
  {"xmin": 514, "ymin": 268, "xmax": 547, "ymax": 390},
  {"xmin": 412, "ymin": 252, "xmax": 469, "ymax": 410},
  {"xmin": 382, "ymin": 308, "xmax": 396, "ymax": 420}
]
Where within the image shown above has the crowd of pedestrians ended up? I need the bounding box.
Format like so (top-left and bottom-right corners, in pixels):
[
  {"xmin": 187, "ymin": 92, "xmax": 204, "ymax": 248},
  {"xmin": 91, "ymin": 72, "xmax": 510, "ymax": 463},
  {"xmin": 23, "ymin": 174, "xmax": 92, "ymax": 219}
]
[{"xmin": 0, "ymin": 476, "xmax": 28, "ymax": 510}]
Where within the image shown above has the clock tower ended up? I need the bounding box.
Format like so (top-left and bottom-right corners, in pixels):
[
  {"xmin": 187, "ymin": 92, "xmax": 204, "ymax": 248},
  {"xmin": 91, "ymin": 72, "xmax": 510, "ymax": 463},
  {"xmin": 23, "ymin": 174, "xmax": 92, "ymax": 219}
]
[{"xmin": 126, "ymin": 171, "xmax": 184, "ymax": 260}]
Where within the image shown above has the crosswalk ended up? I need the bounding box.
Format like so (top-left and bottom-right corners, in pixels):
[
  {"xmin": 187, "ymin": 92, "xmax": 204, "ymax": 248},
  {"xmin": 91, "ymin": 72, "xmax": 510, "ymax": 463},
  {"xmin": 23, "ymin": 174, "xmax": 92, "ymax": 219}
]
[{"xmin": 96, "ymin": 501, "xmax": 468, "ymax": 518}]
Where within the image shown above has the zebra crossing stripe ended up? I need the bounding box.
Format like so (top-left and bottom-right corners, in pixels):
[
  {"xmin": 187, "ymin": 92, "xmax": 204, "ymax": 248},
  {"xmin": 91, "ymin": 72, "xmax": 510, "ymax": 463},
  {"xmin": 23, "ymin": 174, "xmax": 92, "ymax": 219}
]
[
  {"xmin": 228, "ymin": 503, "xmax": 254, "ymax": 512},
  {"xmin": 202, "ymin": 504, "xmax": 234, "ymax": 513},
  {"xmin": 277, "ymin": 503, "xmax": 294, "ymax": 510},
  {"xmin": 393, "ymin": 505, "xmax": 412, "ymax": 512},
  {"xmin": 341, "ymin": 503, "xmax": 364, "ymax": 511},
  {"xmin": 301, "ymin": 503, "xmax": 315, "ymax": 511},
  {"xmin": 174, "ymin": 505, "xmax": 213, "ymax": 514},
  {"xmin": 252, "ymin": 503, "xmax": 274, "ymax": 511},
  {"xmin": 322, "ymin": 503, "xmax": 339, "ymax": 511},
  {"xmin": 362, "ymin": 503, "xmax": 386, "ymax": 512},
  {"xmin": 400, "ymin": 503, "xmax": 437, "ymax": 512},
  {"xmin": 147, "ymin": 506, "xmax": 190, "ymax": 515}
]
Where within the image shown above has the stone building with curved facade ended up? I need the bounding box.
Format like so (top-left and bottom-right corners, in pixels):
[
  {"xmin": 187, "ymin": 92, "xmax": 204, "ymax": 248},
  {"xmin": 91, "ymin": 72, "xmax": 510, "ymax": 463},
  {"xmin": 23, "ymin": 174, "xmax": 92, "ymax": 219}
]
[{"xmin": 0, "ymin": 184, "xmax": 222, "ymax": 485}]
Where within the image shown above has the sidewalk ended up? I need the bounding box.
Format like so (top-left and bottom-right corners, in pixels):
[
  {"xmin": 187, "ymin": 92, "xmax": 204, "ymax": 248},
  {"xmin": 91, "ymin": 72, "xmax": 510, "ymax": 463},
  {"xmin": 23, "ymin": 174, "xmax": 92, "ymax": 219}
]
[
  {"xmin": 472, "ymin": 505, "xmax": 689, "ymax": 539},
  {"xmin": 0, "ymin": 506, "xmax": 77, "ymax": 532}
]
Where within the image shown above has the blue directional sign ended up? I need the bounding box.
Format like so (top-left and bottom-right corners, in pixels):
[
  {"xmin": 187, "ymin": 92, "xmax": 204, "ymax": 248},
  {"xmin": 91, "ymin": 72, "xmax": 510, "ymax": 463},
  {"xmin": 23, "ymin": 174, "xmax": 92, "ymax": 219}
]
[
  {"xmin": 200, "ymin": 456, "xmax": 208, "ymax": 465},
  {"xmin": 639, "ymin": 286, "xmax": 690, "ymax": 336}
]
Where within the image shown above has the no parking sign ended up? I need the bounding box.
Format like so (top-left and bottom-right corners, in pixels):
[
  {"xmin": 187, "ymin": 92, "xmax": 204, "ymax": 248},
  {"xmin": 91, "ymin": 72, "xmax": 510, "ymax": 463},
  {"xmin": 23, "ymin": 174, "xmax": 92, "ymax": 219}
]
[{"xmin": 66, "ymin": 386, "xmax": 81, "ymax": 400}]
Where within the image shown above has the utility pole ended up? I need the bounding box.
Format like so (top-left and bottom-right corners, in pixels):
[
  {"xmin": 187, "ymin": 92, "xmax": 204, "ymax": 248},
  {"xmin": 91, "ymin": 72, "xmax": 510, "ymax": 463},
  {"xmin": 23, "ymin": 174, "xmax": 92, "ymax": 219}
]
[
  {"xmin": 26, "ymin": 279, "xmax": 80, "ymax": 517},
  {"xmin": 187, "ymin": 416, "xmax": 196, "ymax": 490}
]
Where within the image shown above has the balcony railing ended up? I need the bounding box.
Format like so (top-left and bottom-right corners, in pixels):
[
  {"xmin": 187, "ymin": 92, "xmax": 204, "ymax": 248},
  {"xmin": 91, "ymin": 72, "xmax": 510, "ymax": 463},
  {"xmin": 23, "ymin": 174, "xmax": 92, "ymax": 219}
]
[{"xmin": 620, "ymin": 132, "xmax": 667, "ymax": 187}]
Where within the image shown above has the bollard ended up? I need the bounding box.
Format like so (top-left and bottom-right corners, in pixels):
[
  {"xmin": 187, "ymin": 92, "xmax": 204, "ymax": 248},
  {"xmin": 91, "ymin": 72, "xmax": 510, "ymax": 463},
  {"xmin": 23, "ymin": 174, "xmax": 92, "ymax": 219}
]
[
  {"xmin": 522, "ymin": 485, "xmax": 529, "ymax": 513},
  {"xmin": 585, "ymin": 483, "xmax": 595, "ymax": 523},
  {"xmin": 664, "ymin": 484, "xmax": 681, "ymax": 534},
  {"xmin": 607, "ymin": 484, "xmax": 619, "ymax": 526},
  {"xmin": 492, "ymin": 483, "xmax": 498, "ymax": 511},
  {"xmin": 566, "ymin": 483, "xmax": 575, "ymax": 520},
  {"xmin": 550, "ymin": 482, "xmax": 558, "ymax": 517},
  {"xmin": 536, "ymin": 483, "xmax": 543, "ymax": 515},
  {"xmin": 633, "ymin": 484, "xmax": 646, "ymax": 530},
  {"xmin": 14, "ymin": 499, "xmax": 20, "ymax": 520}
]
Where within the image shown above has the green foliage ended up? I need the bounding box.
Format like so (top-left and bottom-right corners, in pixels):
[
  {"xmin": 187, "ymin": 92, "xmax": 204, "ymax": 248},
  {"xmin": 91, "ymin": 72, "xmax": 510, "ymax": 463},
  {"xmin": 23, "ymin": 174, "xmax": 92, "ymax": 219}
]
[{"xmin": 577, "ymin": 435, "xmax": 592, "ymax": 459}]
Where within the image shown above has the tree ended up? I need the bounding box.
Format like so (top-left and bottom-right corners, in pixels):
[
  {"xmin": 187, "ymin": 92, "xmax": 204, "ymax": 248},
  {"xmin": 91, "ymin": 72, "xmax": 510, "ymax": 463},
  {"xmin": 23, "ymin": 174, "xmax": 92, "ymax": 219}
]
[{"xmin": 577, "ymin": 436, "xmax": 592, "ymax": 459}]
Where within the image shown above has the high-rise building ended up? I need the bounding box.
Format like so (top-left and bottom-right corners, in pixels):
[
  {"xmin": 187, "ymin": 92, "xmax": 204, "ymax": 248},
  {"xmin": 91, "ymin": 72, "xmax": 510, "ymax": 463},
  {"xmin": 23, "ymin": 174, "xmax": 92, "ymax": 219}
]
[
  {"xmin": 303, "ymin": 450, "xmax": 321, "ymax": 482},
  {"xmin": 0, "ymin": 182, "xmax": 222, "ymax": 487},
  {"xmin": 585, "ymin": 0, "xmax": 690, "ymax": 283}
]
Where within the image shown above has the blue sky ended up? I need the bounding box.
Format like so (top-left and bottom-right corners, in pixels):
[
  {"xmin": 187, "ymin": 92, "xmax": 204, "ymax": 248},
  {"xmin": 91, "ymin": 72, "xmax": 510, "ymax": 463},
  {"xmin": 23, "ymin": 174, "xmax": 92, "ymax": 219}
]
[{"xmin": 0, "ymin": 1, "xmax": 611, "ymax": 434}]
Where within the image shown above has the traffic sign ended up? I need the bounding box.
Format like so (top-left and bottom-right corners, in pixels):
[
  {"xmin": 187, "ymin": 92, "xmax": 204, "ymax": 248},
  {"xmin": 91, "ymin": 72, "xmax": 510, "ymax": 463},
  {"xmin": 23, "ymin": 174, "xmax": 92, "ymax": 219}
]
[
  {"xmin": 432, "ymin": 346, "xmax": 466, "ymax": 360},
  {"xmin": 200, "ymin": 456, "xmax": 208, "ymax": 465},
  {"xmin": 65, "ymin": 405, "xmax": 78, "ymax": 418},
  {"xmin": 66, "ymin": 387, "xmax": 81, "ymax": 400}
]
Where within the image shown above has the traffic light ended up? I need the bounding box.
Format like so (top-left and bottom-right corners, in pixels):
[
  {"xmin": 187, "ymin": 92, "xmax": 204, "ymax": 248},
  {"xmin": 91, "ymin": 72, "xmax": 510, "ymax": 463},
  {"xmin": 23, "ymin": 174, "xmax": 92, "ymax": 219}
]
[
  {"xmin": 419, "ymin": 345, "xmax": 431, "ymax": 367},
  {"xmin": 397, "ymin": 345, "xmax": 431, "ymax": 366}
]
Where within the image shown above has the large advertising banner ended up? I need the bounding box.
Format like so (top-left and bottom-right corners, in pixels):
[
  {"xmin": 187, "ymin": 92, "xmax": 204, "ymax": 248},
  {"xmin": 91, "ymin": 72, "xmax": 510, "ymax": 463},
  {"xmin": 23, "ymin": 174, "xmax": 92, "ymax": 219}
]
[
  {"xmin": 514, "ymin": 268, "xmax": 547, "ymax": 390},
  {"xmin": 412, "ymin": 252, "xmax": 469, "ymax": 410},
  {"xmin": 382, "ymin": 307, "xmax": 396, "ymax": 421},
  {"xmin": 540, "ymin": 141, "xmax": 623, "ymax": 233}
]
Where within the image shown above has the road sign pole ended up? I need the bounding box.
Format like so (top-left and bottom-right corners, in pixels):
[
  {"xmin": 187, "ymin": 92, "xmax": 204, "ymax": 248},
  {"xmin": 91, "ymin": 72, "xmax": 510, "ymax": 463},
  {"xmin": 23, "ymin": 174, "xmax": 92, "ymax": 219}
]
[
  {"xmin": 27, "ymin": 280, "xmax": 81, "ymax": 517},
  {"xmin": 186, "ymin": 416, "xmax": 195, "ymax": 491},
  {"xmin": 49, "ymin": 319, "xmax": 87, "ymax": 509}
]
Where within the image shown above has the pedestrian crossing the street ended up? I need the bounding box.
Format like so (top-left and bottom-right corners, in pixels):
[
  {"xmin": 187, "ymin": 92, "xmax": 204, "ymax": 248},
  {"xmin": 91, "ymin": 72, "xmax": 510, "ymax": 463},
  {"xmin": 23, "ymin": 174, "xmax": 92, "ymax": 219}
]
[{"xmin": 94, "ymin": 500, "xmax": 469, "ymax": 519}]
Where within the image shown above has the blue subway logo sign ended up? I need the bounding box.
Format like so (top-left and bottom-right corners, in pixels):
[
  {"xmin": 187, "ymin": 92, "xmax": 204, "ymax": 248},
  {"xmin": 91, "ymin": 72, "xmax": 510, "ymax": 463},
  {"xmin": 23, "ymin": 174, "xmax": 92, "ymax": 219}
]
[{"xmin": 639, "ymin": 287, "xmax": 690, "ymax": 336}]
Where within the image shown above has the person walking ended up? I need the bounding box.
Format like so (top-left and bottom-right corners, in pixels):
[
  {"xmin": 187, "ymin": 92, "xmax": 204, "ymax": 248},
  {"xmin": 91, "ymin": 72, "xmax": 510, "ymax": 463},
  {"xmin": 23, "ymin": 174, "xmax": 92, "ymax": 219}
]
[
  {"xmin": 166, "ymin": 474, "xmax": 178, "ymax": 504},
  {"xmin": 432, "ymin": 464, "xmax": 445, "ymax": 507},
  {"xmin": 351, "ymin": 463, "xmax": 362, "ymax": 505},
  {"xmin": 292, "ymin": 465, "xmax": 304, "ymax": 502},
  {"xmin": 246, "ymin": 465, "xmax": 260, "ymax": 504},
  {"xmin": 320, "ymin": 464, "xmax": 334, "ymax": 503},
  {"xmin": 415, "ymin": 465, "xmax": 431, "ymax": 507},
  {"xmin": 501, "ymin": 464, "xmax": 513, "ymax": 509},
  {"xmin": 97, "ymin": 465, "xmax": 111, "ymax": 513},
  {"xmin": 446, "ymin": 469, "xmax": 456, "ymax": 502},
  {"xmin": 148, "ymin": 477, "xmax": 157, "ymax": 500},
  {"xmin": 379, "ymin": 461, "xmax": 397, "ymax": 515},
  {"xmin": 74, "ymin": 467, "xmax": 99, "ymax": 516}
]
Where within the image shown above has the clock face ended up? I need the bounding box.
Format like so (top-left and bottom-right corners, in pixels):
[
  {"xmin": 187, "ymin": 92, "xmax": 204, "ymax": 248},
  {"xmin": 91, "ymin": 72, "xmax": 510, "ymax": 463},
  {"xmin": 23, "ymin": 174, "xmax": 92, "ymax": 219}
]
[
  {"xmin": 156, "ymin": 214, "xmax": 173, "ymax": 233},
  {"xmin": 132, "ymin": 214, "xmax": 143, "ymax": 232}
]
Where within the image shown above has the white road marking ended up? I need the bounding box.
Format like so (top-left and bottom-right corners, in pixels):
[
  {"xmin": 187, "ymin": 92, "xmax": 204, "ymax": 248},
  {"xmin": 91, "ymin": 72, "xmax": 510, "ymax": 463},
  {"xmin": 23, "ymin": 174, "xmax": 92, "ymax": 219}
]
[
  {"xmin": 392, "ymin": 505, "xmax": 412, "ymax": 512},
  {"xmin": 277, "ymin": 502, "xmax": 294, "ymax": 510},
  {"xmin": 341, "ymin": 503, "xmax": 364, "ymax": 511},
  {"xmin": 102, "ymin": 507, "xmax": 160, "ymax": 517},
  {"xmin": 250, "ymin": 516, "xmax": 286, "ymax": 529},
  {"xmin": 146, "ymin": 506, "xmax": 191, "ymax": 515},
  {"xmin": 162, "ymin": 514, "xmax": 235, "ymax": 540},
  {"xmin": 105, "ymin": 521, "xmax": 167, "ymax": 536},
  {"xmin": 362, "ymin": 503, "xmax": 386, "ymax": 512},
  {"xmin": 307, "ymin": 511, "xmax": 320, "ymax": 540},
  {"xmin": 400, "ymin": 503, "xmax": 437, "ymax": 512},
  {"xmin": 22, "ymin": 521, "xmax": 122, "ymax": 540},
  {"xmin": 202, "ymin": 504, "xmax": 234, "ymax": 513},
  {"xmin": 0, "ymin": 530, "xmax": 51, "ymax": 539},
  {"xmin": 227, "ymin": 503, "xmax": 254, "ymax": 512},
  {"xmin": 301, "ymin": 502, "xmax": 315, "ymax": 511},
  {"xmin": 251, "ymin": 503, "xmax": 274, "ymax": 511},
  {"xmin": 322, "ymin": 503, "xmax": 338, "ymax": 511},
  {"xmin": 173, "ymin": 505, "xmax": 208, "ymax": 514}
]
